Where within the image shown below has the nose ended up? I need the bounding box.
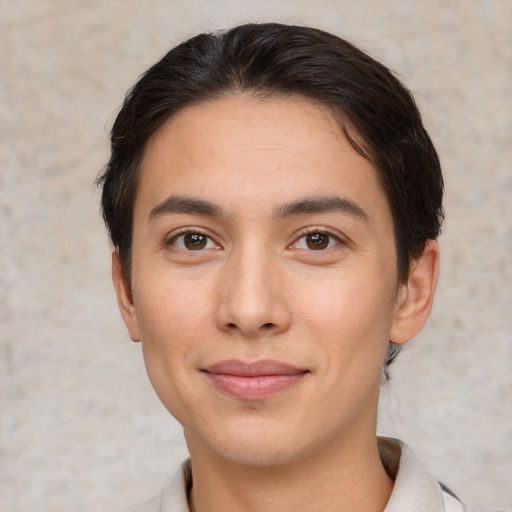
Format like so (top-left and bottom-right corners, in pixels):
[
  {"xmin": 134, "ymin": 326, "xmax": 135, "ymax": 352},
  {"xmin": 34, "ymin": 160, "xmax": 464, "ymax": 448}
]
[{"xmin": 214, "ymin": 247, "xmax": 292, "ymax": 338}]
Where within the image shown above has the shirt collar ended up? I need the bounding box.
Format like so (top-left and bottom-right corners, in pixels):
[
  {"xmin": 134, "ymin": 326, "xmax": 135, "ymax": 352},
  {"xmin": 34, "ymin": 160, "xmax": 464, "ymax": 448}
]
[
  {"xmin": 157, "ymin": 437, "xmax": 447, "ymax": 512},
  {"xmin": 379, "ymin": 437, "xmax": 445, "ymax": 512}
]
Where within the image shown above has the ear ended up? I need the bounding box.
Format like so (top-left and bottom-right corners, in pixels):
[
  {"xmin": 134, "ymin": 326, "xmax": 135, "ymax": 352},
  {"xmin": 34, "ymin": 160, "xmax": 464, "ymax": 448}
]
[
  {"xmin": 112, "ymin": 250, "xmax": 141, "ymax": 342},
  {"xmin": 390, "ymin": 240, "xmax": 440, "ymax": 344}
]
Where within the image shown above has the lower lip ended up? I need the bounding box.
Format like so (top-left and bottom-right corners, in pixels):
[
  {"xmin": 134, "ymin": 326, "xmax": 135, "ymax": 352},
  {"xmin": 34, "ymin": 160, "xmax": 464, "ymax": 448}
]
[{"xmin": 204, "ymin": 372, "xmax": 307, "ymax": 400}]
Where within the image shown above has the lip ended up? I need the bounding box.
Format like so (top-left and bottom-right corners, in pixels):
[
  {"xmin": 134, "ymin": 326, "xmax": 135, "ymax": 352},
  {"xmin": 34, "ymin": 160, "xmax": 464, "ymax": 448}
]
[{"xmin": 202, "ymin": 359, "xmax": 309, "ymax": 400}]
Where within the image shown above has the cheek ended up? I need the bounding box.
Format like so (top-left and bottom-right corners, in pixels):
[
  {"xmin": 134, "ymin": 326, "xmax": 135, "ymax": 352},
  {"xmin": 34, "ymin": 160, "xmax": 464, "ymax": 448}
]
[
  {"xmin": 133, "ymin": 265, "xmax": 214, "ymax": 339},
  {"xmin": 293, "ymin": 269, "xmax": 397, "ymax": 362},
  {"xmin": 135, "ymin": 277, "xmax": 212, "ymax": 421},
  {"xmin": 297, "ymin": 271, "xmax": 395, "ymax": 326},
  {"xmin": 132, "ymin": 273, "xmax": 213, "ymax": 391}
]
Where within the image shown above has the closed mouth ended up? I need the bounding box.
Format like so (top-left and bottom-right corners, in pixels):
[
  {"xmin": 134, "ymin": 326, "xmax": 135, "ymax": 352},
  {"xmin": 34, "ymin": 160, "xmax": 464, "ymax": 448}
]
[{"xmin": 202, "ymin": 359, "xmax": 309, "ymax": 400}]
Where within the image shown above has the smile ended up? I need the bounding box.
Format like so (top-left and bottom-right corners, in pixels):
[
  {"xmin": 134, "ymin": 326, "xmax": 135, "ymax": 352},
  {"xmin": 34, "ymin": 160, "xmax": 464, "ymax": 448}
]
[{"xmin": 202, "ymin": 359, "xmax": 309, "ymax": 400}]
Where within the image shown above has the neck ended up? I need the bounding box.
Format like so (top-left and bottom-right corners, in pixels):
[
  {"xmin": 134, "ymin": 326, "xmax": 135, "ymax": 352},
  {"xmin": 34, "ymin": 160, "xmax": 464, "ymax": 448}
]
[{"xmin": 186, "ymin": 430, "xmax": 393, "ymax": 512}]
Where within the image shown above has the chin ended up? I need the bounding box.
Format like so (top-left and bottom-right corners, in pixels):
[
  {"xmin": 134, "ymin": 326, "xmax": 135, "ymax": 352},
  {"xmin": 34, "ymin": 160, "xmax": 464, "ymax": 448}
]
[
  {"xmin": 204, "ymin": 437, "xmax": 307, "ymax": 468},
  {"xmin": 184, "ymin": 413, "xmax": 328, "ymax": 469}
]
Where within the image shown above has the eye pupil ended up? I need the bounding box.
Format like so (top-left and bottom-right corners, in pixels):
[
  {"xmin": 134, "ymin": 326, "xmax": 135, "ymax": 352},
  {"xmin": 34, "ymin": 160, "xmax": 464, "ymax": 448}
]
[
  {"xmin": 306, "ymin": 233, "xmax": 329, "ymax": 250},
  {"xmin": 184, "ymin": 233, "xmax": 207, "ymax": 250}
]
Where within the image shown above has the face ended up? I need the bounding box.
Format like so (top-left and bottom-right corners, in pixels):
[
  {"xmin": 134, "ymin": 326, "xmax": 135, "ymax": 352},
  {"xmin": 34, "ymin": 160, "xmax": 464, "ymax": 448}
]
[{"xmin": 114, "ymin": 94, "xmax": 430, "ymax": 468}]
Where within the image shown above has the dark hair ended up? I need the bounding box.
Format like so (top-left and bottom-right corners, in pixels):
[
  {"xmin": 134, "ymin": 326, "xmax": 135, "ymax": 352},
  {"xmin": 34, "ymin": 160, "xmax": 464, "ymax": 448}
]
[{"xmin": 97, "ymin": 22, "xmax": 444, "ymax": 372}]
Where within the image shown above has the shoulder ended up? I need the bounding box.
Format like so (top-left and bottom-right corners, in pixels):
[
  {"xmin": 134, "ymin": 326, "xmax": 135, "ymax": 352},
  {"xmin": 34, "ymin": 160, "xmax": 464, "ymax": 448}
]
[
  {"xmin": 444, "ymin": 492, "xmax": 511, "ymax": 512},
  {"xmin": 130, "ymin": 459, "xmax": 191, "ymax": 512},
  {"xmin": 131, "ymin": 495, "xmax": 160, "ymax": 512},
  {"xmin": 379, "ymin": 438, "xmax": 510, "ymax": 512},
  {"xmin": 464, "ymin": 506, "xmax": 511, "ymax": 512}
]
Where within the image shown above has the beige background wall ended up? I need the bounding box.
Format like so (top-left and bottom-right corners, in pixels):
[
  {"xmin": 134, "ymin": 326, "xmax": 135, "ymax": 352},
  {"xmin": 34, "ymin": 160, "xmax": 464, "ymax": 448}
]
[{"xmin": 1, "ymin": 0, "xmax": 511, "ymax": 510}]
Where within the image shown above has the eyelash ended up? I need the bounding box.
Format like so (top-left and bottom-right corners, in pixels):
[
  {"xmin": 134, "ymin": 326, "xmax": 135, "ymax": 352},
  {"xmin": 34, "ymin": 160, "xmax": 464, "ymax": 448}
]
[
  {"xmin": 166, "ymin": 229, "xmax": 220, "ymax": 251},
  {"xmin": 165, "ymin": 228, "xmax": 343, "ymax": 252},
  {"xmin": 291, "ymin": 228, "xmax": 343, "ymax": 251}
]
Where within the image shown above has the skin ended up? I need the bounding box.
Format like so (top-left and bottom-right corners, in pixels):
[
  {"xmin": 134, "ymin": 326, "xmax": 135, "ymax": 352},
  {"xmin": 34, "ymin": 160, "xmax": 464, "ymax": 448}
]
[{"xmin": 113, "ymin": 94, "xmax": 439, "ymax": 512}]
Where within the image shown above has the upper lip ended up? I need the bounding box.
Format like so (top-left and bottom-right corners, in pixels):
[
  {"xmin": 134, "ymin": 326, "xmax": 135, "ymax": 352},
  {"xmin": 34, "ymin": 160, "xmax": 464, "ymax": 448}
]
[{"xmin": 203, "ymin": 359, "xmax": 308, "ymax": 376}]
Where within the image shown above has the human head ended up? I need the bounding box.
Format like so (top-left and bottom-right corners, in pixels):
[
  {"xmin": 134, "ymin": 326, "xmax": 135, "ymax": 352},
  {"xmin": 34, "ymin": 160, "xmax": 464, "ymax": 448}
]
[{"xmin": 97, "ymin": 22, "xmax": 444, "ymax": 370}]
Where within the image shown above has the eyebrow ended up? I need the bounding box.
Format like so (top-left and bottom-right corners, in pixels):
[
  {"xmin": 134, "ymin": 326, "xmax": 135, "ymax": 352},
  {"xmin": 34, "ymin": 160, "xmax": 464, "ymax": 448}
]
[
  {"xmin": 149, "ymin": 196, "xmax": 225, "ymax": 220},
  {"xmin": 148, "ymin": 194, "xmax": 368, "ymax": 223},
  {"xmin": 272, "ymin": 196, "xmax": 368, "ymax": 222}
]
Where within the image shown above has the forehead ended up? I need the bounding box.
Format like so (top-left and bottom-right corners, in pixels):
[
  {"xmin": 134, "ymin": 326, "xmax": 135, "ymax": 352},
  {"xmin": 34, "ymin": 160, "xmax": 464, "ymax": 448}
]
[
  {"xmin": 135, "ymin": 94, "xmax": 388, "ymax": 224},
  {"xmin": 143, "ymin": 93, "xmax": 346, "ymax": 168}
]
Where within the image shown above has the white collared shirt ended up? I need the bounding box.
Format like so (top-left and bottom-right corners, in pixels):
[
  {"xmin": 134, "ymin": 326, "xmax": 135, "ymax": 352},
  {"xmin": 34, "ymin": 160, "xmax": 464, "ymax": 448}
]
[{"xmin": 132, "ymin": 438, "xmax": 509, "ymax": 512}]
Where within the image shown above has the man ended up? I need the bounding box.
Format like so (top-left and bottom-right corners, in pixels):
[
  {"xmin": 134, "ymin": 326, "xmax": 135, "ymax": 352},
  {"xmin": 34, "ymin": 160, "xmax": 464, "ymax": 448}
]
[{"xmin": 97, "ymin": 23, "xmax": 506, "ymax": 512}]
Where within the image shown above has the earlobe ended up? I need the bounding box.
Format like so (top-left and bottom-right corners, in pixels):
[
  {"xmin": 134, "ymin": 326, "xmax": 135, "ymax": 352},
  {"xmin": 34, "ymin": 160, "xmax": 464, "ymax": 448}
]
[
  {"xmin": 390, "ymin": 240, "xmax": 440, "ymax": 345},
  {"xmin": 112, "ymin": 250, "xmax": 142, "ymax": 342}
]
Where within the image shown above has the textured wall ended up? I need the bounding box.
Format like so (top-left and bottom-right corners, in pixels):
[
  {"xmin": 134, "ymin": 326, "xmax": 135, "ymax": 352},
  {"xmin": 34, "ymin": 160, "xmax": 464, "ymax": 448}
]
[{"xmin": 1, "ymin": 1, "xmax": 511, "ymax": 510}]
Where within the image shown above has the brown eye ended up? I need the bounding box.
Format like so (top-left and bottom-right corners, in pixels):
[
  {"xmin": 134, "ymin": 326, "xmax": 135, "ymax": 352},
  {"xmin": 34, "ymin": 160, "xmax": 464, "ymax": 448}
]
[
  {"xmin": 183, "ymin": 233, "xmax": 207, "ymax": 250},
  {"xmin": 168, "ymin": 231, "xmax": 220, "ymax": 252},
  {"xmin": 291, "ymin": 231, "xmax": 341, "ymax": 251},
  {"xmin": 305, "ymin": 232, "xmax": 330, "ymax": 250}
]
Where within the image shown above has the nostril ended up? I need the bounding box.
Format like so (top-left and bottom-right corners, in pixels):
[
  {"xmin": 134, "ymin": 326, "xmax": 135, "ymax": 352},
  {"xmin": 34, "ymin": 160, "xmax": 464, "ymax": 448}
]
[
  {"xmin": 262, "ymin": 323, "xmax": 275, "ymax": 329},
  {"xmin": 227, "ymin": 322, "xmax": 237, "ymax": 328}
]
